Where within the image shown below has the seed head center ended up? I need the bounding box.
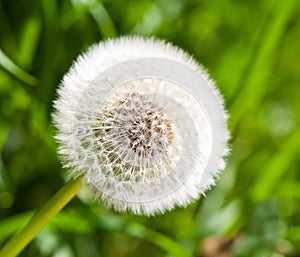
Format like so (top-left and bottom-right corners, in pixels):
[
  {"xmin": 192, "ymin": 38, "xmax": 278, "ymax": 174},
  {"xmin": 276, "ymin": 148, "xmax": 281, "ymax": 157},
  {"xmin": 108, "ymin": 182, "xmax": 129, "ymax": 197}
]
[
  {"xmin": 111, "ymin": 93, "xmax": 174, "ymax": 162},
  {"xmin": 94, "ymin": 92, "xmax": 181, "ymax": 182}
]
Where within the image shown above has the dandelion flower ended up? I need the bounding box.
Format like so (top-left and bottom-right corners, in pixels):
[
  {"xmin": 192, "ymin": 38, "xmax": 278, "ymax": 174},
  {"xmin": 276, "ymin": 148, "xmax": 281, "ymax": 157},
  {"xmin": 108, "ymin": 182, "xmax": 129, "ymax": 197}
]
[{"xmin": 53, "ymin": 36, "xmax": 230, "ymax": 215}]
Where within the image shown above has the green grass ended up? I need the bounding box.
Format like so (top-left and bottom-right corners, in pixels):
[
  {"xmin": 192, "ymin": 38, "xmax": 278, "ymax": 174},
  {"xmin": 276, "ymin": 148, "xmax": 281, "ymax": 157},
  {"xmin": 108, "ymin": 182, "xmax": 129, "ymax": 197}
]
[{"xmin": 1, "ymin": 0, "xmax": 300, "ymax": 256}]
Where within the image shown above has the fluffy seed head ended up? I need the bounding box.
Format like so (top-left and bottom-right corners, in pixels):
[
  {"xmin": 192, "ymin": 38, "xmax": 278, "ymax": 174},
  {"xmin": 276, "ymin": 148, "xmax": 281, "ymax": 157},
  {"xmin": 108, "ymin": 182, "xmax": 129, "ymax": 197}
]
[
  {"xmin": 94, "ymin": 92, "xmax": 180, "ymax": 183},
  {"xmin": 53, "ymin": 36, "xmax": 230, "ymax": 215}
]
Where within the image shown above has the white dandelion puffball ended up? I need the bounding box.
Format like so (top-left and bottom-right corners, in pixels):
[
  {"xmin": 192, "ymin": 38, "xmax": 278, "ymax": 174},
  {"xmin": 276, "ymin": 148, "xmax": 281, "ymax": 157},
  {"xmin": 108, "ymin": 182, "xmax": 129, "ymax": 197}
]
[{"xmin": 53, "ymin": 36, "xmax": 229, "ymax": 216}]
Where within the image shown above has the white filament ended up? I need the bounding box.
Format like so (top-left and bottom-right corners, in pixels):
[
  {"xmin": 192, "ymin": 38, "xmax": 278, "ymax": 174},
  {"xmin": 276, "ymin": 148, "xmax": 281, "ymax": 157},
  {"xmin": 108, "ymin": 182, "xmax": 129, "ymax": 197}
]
[{"xmin": 53, "ymin": 36, "xmax": 230, "ymax": 215}]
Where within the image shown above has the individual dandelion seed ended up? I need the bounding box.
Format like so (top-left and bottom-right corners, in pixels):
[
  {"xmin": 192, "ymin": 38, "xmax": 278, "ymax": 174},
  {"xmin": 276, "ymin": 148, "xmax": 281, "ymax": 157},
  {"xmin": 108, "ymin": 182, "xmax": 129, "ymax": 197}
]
[{"xmin": 53, "ymin": 36, "xmax": 230, "ymax": 216}]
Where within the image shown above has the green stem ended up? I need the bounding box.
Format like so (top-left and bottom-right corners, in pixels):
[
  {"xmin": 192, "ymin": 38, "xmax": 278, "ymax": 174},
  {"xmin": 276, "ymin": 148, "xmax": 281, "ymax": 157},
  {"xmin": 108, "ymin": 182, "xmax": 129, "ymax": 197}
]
[{"xmin": 0, "ymin": 177, "xmax": 82, "ymax": 257}]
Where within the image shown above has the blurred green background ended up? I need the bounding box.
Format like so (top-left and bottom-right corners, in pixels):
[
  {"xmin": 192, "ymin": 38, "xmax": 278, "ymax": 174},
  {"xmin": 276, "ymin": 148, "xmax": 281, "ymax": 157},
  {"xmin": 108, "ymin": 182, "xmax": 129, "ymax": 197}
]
[{"xmin": 0, "ymin": 0, "xmax": 300, "ymax": 256}]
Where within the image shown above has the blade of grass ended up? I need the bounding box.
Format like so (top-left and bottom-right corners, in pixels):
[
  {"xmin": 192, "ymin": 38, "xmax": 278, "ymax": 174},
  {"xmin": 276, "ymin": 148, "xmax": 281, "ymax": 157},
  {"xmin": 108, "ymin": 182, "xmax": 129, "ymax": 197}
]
[
  {"xmin": 49, "ymin": 208, "xmax": 191, "ymax": 257},
  {"xmin": 18, "ymin": 15, "xmax": 42, "ymax": 69},
  {"xmin": 70, "ymin": 0, "xmax": 117, "ymax": 38},
  {"xmin": 0, "ymin": 49, "xmax": 38, "ymax": 86},
  {"xmin": 130, "ymin": 3, "xmax": 162, "ymax": 35},
  {"xmin": 230, "ymin": 0, "xmax": 298, "ymax": 129},
  {"xmin": 89, "ymin": 3, "xmax": 118, "ymax": 38},
  {"xmin": 92, "ymin": 210, "xmax": 191, "ymax": 257},
  {"xmin": 276, "ymin": 181, "xmax": 300, "ymax": 198},
  {"xmin": 251, "ymin": 128, "xmax": 300, "ymax": 201},
  {"xmin": 124, "ymin": 221, "xmax": 190, "ymax": 257},
  {"xmin": 0, "ymin": 3, "xmax": 18, "ymax": 56},
  {"xmin": 70, "ymin": 205, "xmax": 191, "ymax": 257}
]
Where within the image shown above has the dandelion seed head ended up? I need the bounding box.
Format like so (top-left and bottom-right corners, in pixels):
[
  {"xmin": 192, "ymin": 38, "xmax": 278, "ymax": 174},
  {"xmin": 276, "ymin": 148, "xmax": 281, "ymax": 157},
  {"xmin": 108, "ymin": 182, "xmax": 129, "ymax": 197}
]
[
  {"xmin": 53, "ymin": 36, "xmax": 230, "ymax": 215},
  {"xmin": 94, "ymin": 91, "xmax": 181, "ymax": 182}
]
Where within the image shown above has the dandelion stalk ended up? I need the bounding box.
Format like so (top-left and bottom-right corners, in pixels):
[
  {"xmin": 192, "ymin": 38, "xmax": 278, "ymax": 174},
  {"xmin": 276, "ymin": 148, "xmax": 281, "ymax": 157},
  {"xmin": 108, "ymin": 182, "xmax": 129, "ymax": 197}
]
[{"xmin": 0, "ymin": 177, "xmax": 82, "ymax": 257}]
